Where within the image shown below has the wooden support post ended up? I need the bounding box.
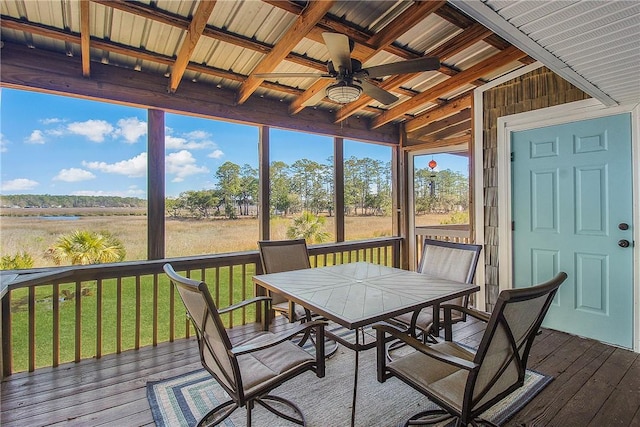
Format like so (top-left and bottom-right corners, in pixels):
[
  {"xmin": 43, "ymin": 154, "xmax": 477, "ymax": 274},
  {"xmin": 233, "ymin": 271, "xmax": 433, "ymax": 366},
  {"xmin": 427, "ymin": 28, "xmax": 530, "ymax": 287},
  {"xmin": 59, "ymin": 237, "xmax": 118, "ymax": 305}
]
[
  {"xmin": 259, "ymin": 126, "xmax": 270, "ymax": 241},
  {"xmin": 147, "ymin": 109, "xmax": 165, "ymax": 260},
  {"xmin": 394, "ymin": 124, "xmax": 411, "ymax": 269},
  {"xmin": 334, "ymin": 137, "xmax": 345, "ymax": 242}
]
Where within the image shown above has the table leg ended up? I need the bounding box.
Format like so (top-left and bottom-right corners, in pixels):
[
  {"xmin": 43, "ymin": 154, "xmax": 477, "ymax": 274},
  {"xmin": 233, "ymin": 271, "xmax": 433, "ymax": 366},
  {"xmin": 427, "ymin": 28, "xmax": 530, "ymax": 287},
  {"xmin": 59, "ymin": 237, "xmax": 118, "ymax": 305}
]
[{"xmin": 351, "ymin": 328, "xmax": 360, "ymax": 427}]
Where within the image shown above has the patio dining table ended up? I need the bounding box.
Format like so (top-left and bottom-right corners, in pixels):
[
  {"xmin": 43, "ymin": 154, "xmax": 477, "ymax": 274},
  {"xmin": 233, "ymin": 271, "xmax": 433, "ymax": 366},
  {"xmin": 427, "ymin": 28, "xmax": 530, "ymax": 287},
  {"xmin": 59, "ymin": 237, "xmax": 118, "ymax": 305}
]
[{"xmin": 253, "ymin": 261, "xmax": 479, "ymax": 426}]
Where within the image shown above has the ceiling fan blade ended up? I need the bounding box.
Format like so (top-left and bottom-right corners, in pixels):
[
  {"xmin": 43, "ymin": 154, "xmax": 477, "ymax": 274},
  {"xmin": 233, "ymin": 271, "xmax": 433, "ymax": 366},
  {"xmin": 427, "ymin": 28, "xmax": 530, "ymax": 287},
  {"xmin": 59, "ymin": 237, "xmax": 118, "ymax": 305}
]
[
  {"xmin": 322, "ymin": 33, "xmax": 352, "ymax": 73},
  {"xmin": 360, "ymin": 80, "xmax": 399, "ymax": 105},
  {"xmin": 253, "ymin": 72, "xmax": 330, "ymax": 78},
  {"xmin": 361, "ymin": 57, "xmax": 440, "ymax": 78}
]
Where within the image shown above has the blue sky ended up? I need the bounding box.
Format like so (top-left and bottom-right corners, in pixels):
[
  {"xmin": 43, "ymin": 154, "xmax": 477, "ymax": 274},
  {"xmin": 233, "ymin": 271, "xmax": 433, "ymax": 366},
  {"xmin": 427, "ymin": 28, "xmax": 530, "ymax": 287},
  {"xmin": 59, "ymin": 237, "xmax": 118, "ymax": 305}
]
[{"xmin": 0, "ymin": 88, "xmax": 467, "ymax": 198}]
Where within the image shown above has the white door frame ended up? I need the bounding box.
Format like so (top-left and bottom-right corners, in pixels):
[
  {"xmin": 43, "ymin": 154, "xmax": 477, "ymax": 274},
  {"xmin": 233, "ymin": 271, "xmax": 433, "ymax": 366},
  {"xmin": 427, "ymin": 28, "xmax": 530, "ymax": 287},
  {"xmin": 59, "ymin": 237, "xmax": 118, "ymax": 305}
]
[{"xmin": 496, "ymin": 99, "xmax": 640, "ymax": 352}]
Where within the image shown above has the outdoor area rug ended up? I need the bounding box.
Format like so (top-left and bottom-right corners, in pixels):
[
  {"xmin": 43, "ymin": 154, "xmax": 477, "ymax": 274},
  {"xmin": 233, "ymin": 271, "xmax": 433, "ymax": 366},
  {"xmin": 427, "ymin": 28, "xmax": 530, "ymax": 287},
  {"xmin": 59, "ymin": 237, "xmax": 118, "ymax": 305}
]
[{"xmin": 147, "ymin": 344, "xmax": 552, "ymax": 427}]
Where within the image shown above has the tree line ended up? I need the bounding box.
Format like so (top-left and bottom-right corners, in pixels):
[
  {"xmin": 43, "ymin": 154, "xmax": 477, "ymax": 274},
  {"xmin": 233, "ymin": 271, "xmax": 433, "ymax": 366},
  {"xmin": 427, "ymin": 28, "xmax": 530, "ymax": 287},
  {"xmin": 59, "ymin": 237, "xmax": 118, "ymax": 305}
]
[
  {"xmin": 168, "ymin": 157, "xmax": 468, "ymax": 219},
  {"xmin": 0, "ymin": 194, "xmax": 146, "ymax": 208}
]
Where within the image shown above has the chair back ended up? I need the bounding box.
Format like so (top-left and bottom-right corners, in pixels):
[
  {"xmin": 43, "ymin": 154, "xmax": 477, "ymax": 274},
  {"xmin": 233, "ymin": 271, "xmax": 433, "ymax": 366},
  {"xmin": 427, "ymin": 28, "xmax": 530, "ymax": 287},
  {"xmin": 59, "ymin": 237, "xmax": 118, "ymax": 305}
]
[
  {"xmin": 258, "ymin": 239, "xmax": 311, "ymax": 305},
  {"xmin": 418, "ymin": 239, "xmax": 482, "ymax": 283},
  {"xmin": 163, "ymin": 263, "xmax": 239, "ymax": 399},
  {"xmin": 259, "ymin": 238, "xmax": 311, "ymax": 273},
  {"xmin": 418, "ymin": 239, "xmax": 482, "ymax": 315},
  {"xmin": 466, "ymin": 272, "xmax": 567, "ymax": 416}
]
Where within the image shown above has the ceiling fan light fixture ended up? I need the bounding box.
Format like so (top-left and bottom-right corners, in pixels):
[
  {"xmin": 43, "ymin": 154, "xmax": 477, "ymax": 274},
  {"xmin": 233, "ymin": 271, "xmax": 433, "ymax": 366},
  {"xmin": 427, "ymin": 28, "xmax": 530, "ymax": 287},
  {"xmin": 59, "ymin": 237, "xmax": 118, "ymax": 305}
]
[{"xmin": 326, "ymin": 81, "xmax": 362, "ymax": 104}]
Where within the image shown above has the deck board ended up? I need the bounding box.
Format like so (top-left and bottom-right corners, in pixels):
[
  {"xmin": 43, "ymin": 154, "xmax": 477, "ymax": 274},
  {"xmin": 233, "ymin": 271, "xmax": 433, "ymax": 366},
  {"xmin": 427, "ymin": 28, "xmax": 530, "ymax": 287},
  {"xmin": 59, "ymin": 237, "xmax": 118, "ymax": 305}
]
[{"xmin": 1, "ymin": 317, "xmax": 638, "ymax": 427}]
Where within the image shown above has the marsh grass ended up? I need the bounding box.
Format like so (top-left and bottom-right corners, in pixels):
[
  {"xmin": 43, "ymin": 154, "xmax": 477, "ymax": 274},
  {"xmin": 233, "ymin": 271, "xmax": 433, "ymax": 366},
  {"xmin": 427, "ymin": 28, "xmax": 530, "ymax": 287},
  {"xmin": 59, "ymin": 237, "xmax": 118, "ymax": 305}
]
[{"xmin": 1, "ymin": 211, "xmax": 448, "ymax": 266}]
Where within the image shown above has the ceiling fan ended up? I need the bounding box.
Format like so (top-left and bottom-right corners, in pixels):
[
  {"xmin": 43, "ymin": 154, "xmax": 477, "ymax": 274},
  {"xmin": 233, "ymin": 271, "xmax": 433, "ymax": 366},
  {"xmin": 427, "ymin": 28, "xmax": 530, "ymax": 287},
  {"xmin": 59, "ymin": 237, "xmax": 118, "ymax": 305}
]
[{"xmin": 253, "ymin": 33, "xmax": 440, "ymax": 106}]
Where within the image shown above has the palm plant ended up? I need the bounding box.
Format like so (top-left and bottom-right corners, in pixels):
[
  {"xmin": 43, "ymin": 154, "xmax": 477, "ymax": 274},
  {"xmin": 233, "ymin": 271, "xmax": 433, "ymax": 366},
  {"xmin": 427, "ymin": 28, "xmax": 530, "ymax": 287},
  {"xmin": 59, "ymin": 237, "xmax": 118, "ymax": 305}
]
[
  {"xmin": 45, "ymin": 230, "xmax": 126, "ymax": 265},
  {"xmin": 286, "ymin": 211, "xmax": 331, "ymax": 243},
  {"xmin": 0, "ymin": 252, "xmax": 34, "ymax": 270}
]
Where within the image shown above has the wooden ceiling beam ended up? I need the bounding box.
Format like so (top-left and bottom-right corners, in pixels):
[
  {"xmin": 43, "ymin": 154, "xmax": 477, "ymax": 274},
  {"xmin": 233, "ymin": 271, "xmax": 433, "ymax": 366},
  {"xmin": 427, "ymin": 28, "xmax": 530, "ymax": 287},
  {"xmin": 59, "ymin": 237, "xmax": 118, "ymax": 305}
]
[
  {"xmin": 0, "ymin": 16, "xmax": 332, "ymax": 104},
  {"xmin": 80, "ymin": 0, "xmax": 91, "ymax": 77},
  {"xmin": 0, "ymin": 42, "xmax": 399, "ymax": 145},
  {"xmin": 236, "ymin": 0, "xmax": 334, "ymax": 104},
  {"xmin": 288, "ymin": 1, "xmax": 446, "ymax": 115},
  {"xmin": 91, "ymin": 0, "xmax": 327, "ymax": 73},
  {"xmin": 168, "ymin": 0, "xmax": 216, "ymax": 93},
  {"xmin": 404, "ymin": 134, "xmax": 471, "ymax": 151},
  {"xmin": 418, "ymin": 121, "xmax": 471, "ymax": 143},
  {"xmin": 405, "ymin": 92, "xmax": 473, "ymax": 133},
  {"xmin": 408, "ymin": 108, "xmax": 472, "ymax": 139},
  {"xmin": 371, "ymin": 46, "xmax": 528, "ymax": 129},
  {"xmin": 334, "ymin": 23, "xmax": 491, "ymax": 123}
]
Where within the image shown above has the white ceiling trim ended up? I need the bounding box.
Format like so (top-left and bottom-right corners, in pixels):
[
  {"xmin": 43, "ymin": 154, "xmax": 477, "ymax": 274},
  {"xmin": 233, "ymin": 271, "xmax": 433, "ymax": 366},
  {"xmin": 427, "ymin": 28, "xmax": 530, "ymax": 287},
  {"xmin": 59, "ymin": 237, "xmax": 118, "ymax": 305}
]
[{"xmin": 449, "ymin": 0, "xmax": 618, "ymax": 106}]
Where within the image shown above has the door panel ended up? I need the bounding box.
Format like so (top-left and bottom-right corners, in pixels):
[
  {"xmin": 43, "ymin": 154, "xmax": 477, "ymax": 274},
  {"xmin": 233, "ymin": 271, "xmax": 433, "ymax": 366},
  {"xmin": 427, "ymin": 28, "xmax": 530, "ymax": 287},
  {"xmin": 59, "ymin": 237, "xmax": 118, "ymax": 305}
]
[{"xmin": 512, "ymin": 113, "xmax": 633, "ymax": 348}]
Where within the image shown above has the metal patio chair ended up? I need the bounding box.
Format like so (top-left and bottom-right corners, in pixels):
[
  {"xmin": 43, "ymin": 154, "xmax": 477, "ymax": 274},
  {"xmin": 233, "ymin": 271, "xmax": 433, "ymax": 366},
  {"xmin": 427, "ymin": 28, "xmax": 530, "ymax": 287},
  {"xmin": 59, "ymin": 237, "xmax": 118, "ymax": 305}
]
[
  {"xmin": 258, "ymin": 239, "xmax": 313, "ymax": 323},
  {"xmin": 374, "ymin": 272, "xmax": 567, "ymax": 426},
  {"xmin": 164, "ymin": 263, "xmax": 326, "ymax": 426},
  {"xmin": 392, "ymin": 239, "xmax": 482, "ymax": 344}
]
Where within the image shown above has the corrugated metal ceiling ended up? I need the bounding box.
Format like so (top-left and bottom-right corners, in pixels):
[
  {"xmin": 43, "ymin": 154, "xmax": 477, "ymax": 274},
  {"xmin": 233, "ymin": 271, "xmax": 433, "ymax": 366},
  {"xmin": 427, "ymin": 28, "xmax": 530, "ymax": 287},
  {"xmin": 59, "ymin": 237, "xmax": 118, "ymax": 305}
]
[
  {"xmin": 454, "ymin": 0, "xmax": 640, "ymax": 106},
  {"xmin": 4, "ymin": 0, "xmax": 633, "ymax": 143}
]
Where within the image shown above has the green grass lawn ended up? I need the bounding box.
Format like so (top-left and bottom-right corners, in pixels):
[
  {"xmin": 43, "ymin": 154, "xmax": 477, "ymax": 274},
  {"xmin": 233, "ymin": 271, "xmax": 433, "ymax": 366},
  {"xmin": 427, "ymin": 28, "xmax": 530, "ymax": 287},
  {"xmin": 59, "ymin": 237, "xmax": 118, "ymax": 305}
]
[{"xmin": 8, "ymin": 264, "xmax": 258, "ymax": 372}]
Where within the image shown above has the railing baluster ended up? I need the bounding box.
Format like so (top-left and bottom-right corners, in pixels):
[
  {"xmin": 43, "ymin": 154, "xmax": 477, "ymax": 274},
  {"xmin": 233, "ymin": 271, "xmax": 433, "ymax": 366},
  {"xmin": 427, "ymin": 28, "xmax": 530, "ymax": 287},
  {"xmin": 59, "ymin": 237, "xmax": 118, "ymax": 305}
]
[
  {"xmin": 116, "ymin": 277, "xmax": 122, "ymax": 354},
  {"xmin": 1, "ymin": 290, "xmax": 12, "ymax": 377},
  {"xmin": 152, "ymin": 274, "xmax": 158, "ymax": 347},
  {"xmin": 228, "ymin": 266, "xmax": 234, "ymax": 328},
  {"xmin": 135, "ymin": 275, "xmax": 141, "ymax": 350},
  {"xmin": 169, "ymin": 279, "xmax": 175, "ymax": 342},
  {"xmin": 52, "ymin": 283, "xmax": 60, "ymax": 367},
  {"xmin": 96, "ymin": 279, "xmax": 102, "ymax": 359},
  {"xmin": 74, "ymin": 281, "xmax": 81, "ymax": 363},
  {"xmin": 214, "ymin": 267, "xmax": 220, "ymax": 307},
  {"xmin": 28, "ymin": 286, "xmax": 35, "ymax": 372},
  {"xmin": 241, "ymin": 264, "xmax": 247, "ymax": 325}
]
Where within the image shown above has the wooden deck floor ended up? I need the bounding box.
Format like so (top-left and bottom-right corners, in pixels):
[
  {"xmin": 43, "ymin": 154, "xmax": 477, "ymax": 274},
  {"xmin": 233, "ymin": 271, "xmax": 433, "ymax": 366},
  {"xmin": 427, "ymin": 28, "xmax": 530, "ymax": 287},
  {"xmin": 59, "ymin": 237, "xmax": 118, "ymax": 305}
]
[{"xmin": 1, "ymin": 318, "xmax": 639, "ymax": 427}]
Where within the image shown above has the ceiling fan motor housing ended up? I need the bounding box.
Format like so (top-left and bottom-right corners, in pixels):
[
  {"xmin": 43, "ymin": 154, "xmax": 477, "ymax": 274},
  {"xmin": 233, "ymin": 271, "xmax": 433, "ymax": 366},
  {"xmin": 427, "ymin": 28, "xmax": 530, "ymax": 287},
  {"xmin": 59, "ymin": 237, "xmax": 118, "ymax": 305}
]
[{"xmin": 327, "ymin": 58, "xmax": 363, "ymax": 76}]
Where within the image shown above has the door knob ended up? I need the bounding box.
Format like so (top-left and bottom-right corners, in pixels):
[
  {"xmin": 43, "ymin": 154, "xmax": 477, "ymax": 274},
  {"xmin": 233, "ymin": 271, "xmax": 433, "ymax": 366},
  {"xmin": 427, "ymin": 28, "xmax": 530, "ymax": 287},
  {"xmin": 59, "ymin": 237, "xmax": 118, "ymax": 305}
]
[
  {"xmin": 618, "ymin": 223, "xmax": 629, "ymax": 230},
  {"xmin": 618, "ymin": 239, "xmax": 630, "ymax": 248}
]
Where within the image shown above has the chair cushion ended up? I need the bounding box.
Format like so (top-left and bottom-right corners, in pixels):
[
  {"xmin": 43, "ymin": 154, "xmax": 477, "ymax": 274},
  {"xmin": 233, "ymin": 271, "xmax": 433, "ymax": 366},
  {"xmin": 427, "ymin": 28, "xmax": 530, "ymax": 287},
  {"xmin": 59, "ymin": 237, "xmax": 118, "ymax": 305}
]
[
  {"xmin": 388, "ymin": 341, "xmax": 474, "ymax": 413},
  {"xmin": 237, "ymin": 332, "xmax": 315, "ymax": 396}
]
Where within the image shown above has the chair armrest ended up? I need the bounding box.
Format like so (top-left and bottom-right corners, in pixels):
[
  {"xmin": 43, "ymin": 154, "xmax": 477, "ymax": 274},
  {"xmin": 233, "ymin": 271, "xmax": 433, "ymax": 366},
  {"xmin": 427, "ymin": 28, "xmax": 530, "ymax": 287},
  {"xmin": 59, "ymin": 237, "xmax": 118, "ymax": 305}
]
[
  {"xmin": 218, "ymin": 296, "xmax": 272, "ymax": 315},
  {"xmin": 231, "ymin": 320, "xmax": 326, "ymax": 356},
  {"xmin": 441, "ymin": 304, "xmax": 491, "ymax": 323},
  {"xmin": 373, "ymin": 323, "xmax": 478, "ymax": 371}
]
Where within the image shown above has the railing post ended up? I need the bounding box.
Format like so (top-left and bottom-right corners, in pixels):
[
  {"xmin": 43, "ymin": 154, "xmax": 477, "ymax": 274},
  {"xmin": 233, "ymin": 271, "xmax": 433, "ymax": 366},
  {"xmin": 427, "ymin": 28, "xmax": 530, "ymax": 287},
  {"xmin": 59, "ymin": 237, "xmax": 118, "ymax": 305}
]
[{"xmin": 1, "ymin": 291, "xmax": 11, "ymax": 378}]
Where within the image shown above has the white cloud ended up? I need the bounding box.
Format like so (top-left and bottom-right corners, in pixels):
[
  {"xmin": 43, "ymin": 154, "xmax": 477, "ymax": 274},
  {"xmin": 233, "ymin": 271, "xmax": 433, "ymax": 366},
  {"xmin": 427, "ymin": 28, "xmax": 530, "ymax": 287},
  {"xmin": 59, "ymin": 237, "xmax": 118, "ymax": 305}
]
[
  {"xmin": 53, "ymin": 168, "xmax": 96, "ymax": 182},
  {"xmin": 208, "ymin": 149, "xmax": 224, "ymax": 159},
  {"xmin": 165, "ymin": 135, "xmax": 188, "ymax": 149},
  {"xmin": 1, "ymin": 178, "xmax": 39, "ymax": 192},
  {"xmin": 41, "ymin": 118, "xmax": 63, "ymax": 125},
  {"xmin": 46, "ymin": 128, "xmax": 66, "ymax": 137},
  {"xmin": 26, "ymin": 130, "xmax": 46, "ymax": 144},
  {"xmin": 82, "ymin": 152, "xmax": 147, "ymax": 177},
  {"xmin": 67, "ymin": 119, "xmax": 114, "ymax": 142},
  {"xmin": 165, "ymin": 135, "xmax": 214, "ymax": 150},
  {"xmin": 166, "ymin": 150, "xmax": 209, "ymax": 182},
  {"xmin": 184, "ymin": 130, "xmax": 210, "ymax": 140},
  {"xmin": 115, "ymin": 117, "xmax": 147, "ymax": 143},
  {"xmin": 165, "ymin": 127, "xmax": 217, "ymax": 150},
  {"xmin": 0, "ymin": 134, "xmax": 8, "ymax": 153}
]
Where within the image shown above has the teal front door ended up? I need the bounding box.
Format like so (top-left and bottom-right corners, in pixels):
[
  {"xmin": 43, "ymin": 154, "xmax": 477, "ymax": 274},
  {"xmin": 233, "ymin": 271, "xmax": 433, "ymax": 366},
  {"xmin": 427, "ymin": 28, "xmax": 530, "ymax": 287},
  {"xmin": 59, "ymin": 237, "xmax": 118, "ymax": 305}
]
[{"xmin": 511, "ymin": 113, "xmax": 634, "ymax": 348}]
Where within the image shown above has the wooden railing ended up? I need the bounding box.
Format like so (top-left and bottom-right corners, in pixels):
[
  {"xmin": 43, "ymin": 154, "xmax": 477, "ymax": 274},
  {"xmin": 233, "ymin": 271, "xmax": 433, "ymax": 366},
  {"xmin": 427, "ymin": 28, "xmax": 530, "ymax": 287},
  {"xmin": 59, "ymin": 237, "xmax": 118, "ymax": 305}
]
[
  {"xmin": 0, "ymin": 237, "xmax": 401, "ymax": 377},
  {"xmin": 415, "ymin": 224, "xmax": 472, "ymax": 267}
]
